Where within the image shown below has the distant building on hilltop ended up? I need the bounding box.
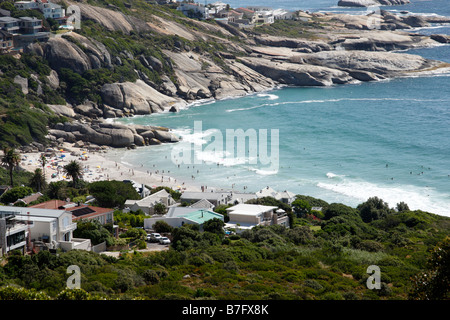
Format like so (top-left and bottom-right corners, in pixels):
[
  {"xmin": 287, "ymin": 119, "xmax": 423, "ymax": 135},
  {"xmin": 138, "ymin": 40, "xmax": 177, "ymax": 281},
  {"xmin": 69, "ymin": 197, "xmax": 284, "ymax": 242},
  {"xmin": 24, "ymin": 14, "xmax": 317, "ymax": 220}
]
[{"xmin": 14, "ymin": 0, "xmax": 66, "ymax": 19}]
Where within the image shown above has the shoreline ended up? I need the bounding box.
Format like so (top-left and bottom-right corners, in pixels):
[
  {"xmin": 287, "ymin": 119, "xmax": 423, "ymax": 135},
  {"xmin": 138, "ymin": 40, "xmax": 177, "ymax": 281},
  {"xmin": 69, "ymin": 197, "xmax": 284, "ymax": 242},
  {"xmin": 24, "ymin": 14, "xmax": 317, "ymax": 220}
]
[{"xmin": 19, "ymin": 141, "xmax": 203, "ymax": 193}]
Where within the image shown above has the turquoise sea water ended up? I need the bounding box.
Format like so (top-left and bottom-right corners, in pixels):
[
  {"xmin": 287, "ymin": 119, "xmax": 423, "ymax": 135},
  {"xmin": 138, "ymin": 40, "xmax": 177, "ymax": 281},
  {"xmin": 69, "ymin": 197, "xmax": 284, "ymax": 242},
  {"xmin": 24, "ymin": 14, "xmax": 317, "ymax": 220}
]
[{"xmin": 110, "ymin": 0, "xmax": 450, "ymax": 216}]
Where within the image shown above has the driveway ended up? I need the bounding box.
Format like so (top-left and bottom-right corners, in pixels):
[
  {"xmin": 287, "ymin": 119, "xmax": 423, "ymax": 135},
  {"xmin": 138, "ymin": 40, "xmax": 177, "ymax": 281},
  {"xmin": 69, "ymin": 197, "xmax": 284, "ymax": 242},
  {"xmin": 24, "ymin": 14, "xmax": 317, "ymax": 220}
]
[{"xmin": 100, "ymin": 242, "xmax": 169, "ymax": 258}]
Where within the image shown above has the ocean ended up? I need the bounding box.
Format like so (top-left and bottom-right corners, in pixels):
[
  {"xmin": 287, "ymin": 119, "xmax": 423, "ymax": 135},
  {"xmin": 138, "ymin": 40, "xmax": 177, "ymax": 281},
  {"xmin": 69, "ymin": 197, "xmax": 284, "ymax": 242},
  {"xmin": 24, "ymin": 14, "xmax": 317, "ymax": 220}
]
[{"xmin": 110, "ymin": 0, "xmax": 450, "ymax": 216}]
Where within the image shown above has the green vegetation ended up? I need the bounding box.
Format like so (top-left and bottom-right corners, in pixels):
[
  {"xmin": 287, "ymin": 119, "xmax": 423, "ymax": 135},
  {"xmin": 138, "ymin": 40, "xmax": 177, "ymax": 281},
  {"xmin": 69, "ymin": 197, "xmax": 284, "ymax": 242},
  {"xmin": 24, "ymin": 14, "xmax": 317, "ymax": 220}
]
[
  {"xmin": 88, "ymin": 180, "xmax": 141, "ymax": 208},
  {"xmin": 0, "ymin": 176, "xmax": 448, "ymax": 300}
]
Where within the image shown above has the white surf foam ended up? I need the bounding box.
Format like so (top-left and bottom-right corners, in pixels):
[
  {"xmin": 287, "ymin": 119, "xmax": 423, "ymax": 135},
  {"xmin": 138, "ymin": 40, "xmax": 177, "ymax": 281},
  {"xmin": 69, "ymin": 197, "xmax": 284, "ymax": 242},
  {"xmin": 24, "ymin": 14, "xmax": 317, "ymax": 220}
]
[
  {"xmin": 248, "ymin": 167, "xmax": 279, "ymax": 175},
  {"xmin": 257, "ymin": 93, "xmax": 280, "ymax": 100}
]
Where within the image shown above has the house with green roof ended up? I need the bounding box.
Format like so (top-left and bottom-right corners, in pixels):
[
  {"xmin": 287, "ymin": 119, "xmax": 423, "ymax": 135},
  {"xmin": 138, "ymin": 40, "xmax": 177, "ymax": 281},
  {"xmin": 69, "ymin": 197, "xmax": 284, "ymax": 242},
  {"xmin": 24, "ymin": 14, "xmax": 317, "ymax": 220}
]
[{"xmin": 144, "ymin": 209, "xmax": 224, "ymax": 230}]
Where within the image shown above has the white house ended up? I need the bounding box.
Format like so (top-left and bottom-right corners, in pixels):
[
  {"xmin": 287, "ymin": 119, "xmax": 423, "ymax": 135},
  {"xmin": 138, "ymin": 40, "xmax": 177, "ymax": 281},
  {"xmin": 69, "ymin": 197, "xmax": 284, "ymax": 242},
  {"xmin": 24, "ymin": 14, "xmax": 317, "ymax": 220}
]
[
  {"xmin": 124, "ymin": 189, "xmax": 175, "ymax": 214},
  {"xmin": 256, "ymin": 186, "xmax": 296, "ymax": 204},
  {"xmin": 0, "ymin": 210, "xmax": 33, "ymax": 256},
  {"xmin": 14, "ymin": 0, "xmax": 65, "ymax": 19},
  {"xmin": 225, "ymin": 203, "xmax": 289, "ymax": 233},
  {"xmin": 0, "ymin": 205, "xmax": 91, "ymax": 252},
  {"xmin": 273, "ymin": 9, "xmax": 296, "ymax": 20},
  {"xmin": 177, "ymin": 2, "xmax": 213, "ymax": 19},
  {"xmin": 13, "ymin": 1, "xmax": 39, "ymax": 10}
]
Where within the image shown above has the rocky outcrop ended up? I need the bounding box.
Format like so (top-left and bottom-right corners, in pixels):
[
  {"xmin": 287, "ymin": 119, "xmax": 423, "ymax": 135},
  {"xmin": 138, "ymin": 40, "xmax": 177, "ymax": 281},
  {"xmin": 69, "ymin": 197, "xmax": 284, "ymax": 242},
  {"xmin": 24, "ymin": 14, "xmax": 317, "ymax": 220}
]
[
  {"xmin": 43, "ymin": 37, "xmax": 92, "ymax": 74},
  {"xmin": 430, "ymin": 34, "xmax": 450, "ymax": 44},
  {"xmin": 47, "ymin": 121, "xmax": 180, "ymax": 148},
  {"xmin": 239, "ymin": 57, "xmax": 355, "ymax": 86},
  {"xmin": 254, "ymin": 36, "xmax": 331, "ymax": 52},
  {"xmin": 163, "ymin": 50, "xmax": 276, "ymax": 100},
  {"xmin": 338, "ymin": 0, "xmax": 410, "ymax": 7},
  {"xmin": 298, "ymin": 50, "xmax": 445, "ymax": 78},
  {"xmin": 101, "ymin": 80, "xmax": 187, "ymax": 115},
  {"xmin": 47, "ymin": 104, "xmax": 76, "ymax": 118}
]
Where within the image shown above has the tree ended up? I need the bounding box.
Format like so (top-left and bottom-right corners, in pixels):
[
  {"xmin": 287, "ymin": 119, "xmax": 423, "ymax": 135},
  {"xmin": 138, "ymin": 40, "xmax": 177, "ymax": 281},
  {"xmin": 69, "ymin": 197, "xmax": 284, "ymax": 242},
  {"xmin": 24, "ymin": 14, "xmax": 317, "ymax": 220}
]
[
  {"xmin": 291, "ymin": 198, "xmax": 311, "ymax": 216},
  {"xmin": 410, "ymin": 238, "xmax": 450, "ymax": 300},
  {"xmin": 29, "ymin": 168, "xmax": 45, "ymax": 192},
  {"xmin": 0, "ymin": 186, "xmax": 33, "ymax": 204},
  {"xmin": 357, "ymin": 197, "xmax": 391, "ymax": 223},
  {"xmin": 153, "ymin": 220, "xmax": 173, "ymax": 234},
  {"xmin": 39, "ymin": 154, "xmax": 47, "ymax": 184},
  {"xmin": 88, "ymin": 180, "xmax": 140, "ymax": 208},
  {"xmin": 63, "ymin": 160, "xmax": 82, "ymax": 188},
  {"xmin": 396, "ymin": 201, "xmax": 410, "ymax": 212},
  {"xmin": 73, "ymin": 220, "xmax": 115, "ymax": 246},
  {"xmin": 1, "ymin": 146, "xmax": 20, "ymax": 187},
  {"xmin": 153, "ymin": 203, "xmax": 166, "ymax": 215},
  {"xmin": 323, "ymin": 203, "xmax": 358, "ymax": 220},
  {"xmin": 202, "ymin": 218, "xmax": 225, "ymax": 235}
]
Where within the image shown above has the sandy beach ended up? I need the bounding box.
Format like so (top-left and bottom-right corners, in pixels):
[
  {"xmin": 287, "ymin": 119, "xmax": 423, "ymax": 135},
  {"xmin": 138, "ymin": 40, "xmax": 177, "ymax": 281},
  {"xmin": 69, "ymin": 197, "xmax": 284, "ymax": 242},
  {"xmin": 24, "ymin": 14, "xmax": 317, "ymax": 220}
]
[{"xmin": 18, "ymin": 142, "xmax": 202, "ymax": 193}]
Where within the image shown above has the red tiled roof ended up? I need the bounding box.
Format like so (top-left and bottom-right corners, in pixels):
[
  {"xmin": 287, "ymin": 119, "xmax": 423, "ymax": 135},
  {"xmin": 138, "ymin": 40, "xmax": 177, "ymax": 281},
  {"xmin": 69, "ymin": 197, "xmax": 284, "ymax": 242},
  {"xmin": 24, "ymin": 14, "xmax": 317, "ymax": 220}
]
[{"xmin": 30, "ymin": 199, "xmax": 67, "ymax": 209}]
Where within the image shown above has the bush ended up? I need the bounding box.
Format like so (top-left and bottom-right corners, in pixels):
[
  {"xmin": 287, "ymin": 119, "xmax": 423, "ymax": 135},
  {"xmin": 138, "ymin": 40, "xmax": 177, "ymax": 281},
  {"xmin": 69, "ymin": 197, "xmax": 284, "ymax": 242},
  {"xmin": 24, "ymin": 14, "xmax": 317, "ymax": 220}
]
[
  {"xmin": 288, "ymin": 226, "xmax": 313, "ymax": 245},
  {"xmin": 323, "ymin": 203, "xmax": 359, "ymax": 220},
  {"xmin": 153, "ymin": 220, "xmax": 174, "ymax": 233},
  {"xmin": 357, "ymin": 197, "xmax": 391, "ymax": 223},
  {"xmin": 357, "ymin": 240, "xmax": 384, "ymax": 253},
  {"xmin": 143, "ymin": 270, "xmax": 160, "ymax": 285},
  {"xmin": 0, "ymin": 186, "xmax": 33, "ymax": 204}
]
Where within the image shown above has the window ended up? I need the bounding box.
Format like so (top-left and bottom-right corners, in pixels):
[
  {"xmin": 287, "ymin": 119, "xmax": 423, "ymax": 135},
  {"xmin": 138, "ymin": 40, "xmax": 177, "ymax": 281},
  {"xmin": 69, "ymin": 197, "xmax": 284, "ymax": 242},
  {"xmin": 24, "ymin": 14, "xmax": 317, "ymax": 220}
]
[{"xmin": 7, "ymin": 231, "xmax": 25, "ymax": 247}]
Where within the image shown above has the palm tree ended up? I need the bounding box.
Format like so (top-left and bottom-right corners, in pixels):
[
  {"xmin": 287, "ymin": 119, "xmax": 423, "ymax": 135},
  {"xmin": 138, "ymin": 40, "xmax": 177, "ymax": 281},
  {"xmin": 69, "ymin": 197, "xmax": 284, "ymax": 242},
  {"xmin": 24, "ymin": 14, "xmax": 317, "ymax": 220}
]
[
  {"xmin": 64, "ymin": 160, "xmax": 82, "ymax": 187},
  {"xmin": 1, "ymin": 147, "xmax": 21, "ymax": 187},
  {"xmin": 39, "ymin": 153, "xmax": 47, "ymax": 184},
  {"xmin": 30, "ymin": 168, "xmax": 45, "ymax": 192}
]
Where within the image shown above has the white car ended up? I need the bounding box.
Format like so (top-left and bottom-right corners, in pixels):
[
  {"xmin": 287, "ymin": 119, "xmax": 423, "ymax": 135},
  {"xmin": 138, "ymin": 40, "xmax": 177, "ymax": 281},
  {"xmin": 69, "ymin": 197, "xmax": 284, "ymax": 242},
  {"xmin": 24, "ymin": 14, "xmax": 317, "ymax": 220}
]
[
  {"xmin": 148, "ymin": 233, "xmax": 161, "ymax": 242},
  {"xmin": 159, "ymin": 237, "xmax": 171, "ymax": 245}
]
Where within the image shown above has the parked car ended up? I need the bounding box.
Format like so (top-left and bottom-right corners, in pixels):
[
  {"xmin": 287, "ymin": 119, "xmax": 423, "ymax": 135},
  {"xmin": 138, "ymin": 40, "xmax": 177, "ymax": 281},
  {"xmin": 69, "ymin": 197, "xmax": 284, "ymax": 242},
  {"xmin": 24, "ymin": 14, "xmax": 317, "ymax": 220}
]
[
  {"xmin": 147, "ymin": 233, "xmax": 161, "ymax": 242},
  {"xmin": 159, "ymin": 237, "xmax": 171, "ymax": 245}
]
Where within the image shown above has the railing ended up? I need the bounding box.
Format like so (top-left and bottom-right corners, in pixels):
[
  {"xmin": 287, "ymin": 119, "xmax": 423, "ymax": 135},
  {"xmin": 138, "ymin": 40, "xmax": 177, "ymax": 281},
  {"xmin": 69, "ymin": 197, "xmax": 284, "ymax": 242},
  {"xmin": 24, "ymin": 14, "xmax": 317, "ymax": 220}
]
[{"xmin": 60, "ymin": 222, "xmax": 77, "ymax": 232}]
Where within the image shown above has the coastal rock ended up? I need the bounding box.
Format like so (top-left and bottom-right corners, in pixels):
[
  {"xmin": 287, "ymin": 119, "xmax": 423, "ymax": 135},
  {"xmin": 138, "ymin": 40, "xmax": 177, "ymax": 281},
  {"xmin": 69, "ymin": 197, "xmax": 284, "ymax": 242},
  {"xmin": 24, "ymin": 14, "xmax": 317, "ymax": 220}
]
[
  {"xmin": 48, "ymin": 129, "xmax": 76, "ymax": 143},
  {"xmin": 13, "ymin": 75, "xmax": 28, "ymax": 95},
  {"xmin": 239, "ymin": 57, "xmax": 354, "ymax": 86},
  {"xmin": 75, "ymin": 2, "xmax": 135, "ymax": 34},
  {"xmin": 430, "ymin": 34, "xmax": 450, "ymax": 44},
  {"xmin": 334, "ymin": 32, "xmax": 436, "ymax": 51},
  {"xmin": 134, "ymin": 134, "xmax": 145, "ymax": 146},
  {"xmin": 46, "ymin": 70, "xmax": 60, "ymax": 90},
  {"xmin": 24, "ymin": 42, "xmax": 44, "ymax": 57},
  {"xmin": 43, "ymin": 37, "xmax": 92, "ymax": 74},
  {"xmin": 74, "ymin": 102, "xmax": 103, "ymax": 118},
  {"xmin": 164, "ymin": 49, "xmax": 277, "ymax": 101},
  {"xmin": 299, "ymin": 50, "xmax": 443, "ymax": 77},
  {"xmin": 401, "ymin": 15, "xmax": 430, "ymax": 28},
  {"xmin": 47, "ymin": 104, "xmax": 76, "ymax": 118},
  {"xmin": 153, "ymin": 130, "xmax": 179, "ymax": 143},
  {"xmin": 100, "ymin": 80, "xmax": 187, "ymax": 115},
  {"xmin": 140, "ymin": 130, "xmax": 155, "ymax": 140},
  {"xmin": 66, "ymin": 32, "xmax": 112, "ymax": 68},
  {"xmin": 254, "ymin": 36, "xmax": 331, "ymax": 52}
]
